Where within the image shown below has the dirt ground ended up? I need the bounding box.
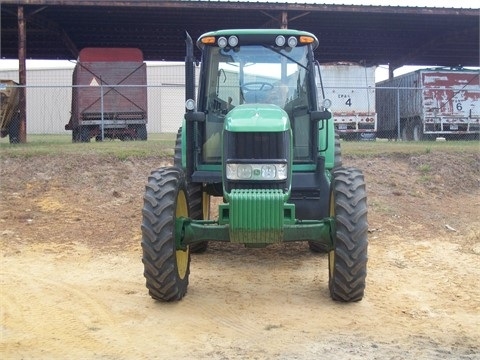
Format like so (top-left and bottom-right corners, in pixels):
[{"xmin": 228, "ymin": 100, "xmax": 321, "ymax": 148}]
[{"xmin": 1, "ymin": 149, "xmax": 479, "ymax": 359}]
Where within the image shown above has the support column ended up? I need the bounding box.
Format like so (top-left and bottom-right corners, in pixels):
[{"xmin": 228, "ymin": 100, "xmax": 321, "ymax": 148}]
[
  {"xmin": 281, "ymin": 11, "xmax": 288, "ymax": 29},
  {"xmin": 388, "ymin": 65, "xmax": 395, "ymax": 80},
  {"xmin": 18, "ymin": 5, "xmax": 27, "ymax": 143}
]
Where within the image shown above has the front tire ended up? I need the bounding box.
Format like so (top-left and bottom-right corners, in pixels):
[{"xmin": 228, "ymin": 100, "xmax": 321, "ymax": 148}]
[
  {"xmin": 141, "ymin": 167, "xmax": 191, "ymax": 301},
  {"xmin": 328, "ymin": 167, "xmax": 368, "ymax": 302}
]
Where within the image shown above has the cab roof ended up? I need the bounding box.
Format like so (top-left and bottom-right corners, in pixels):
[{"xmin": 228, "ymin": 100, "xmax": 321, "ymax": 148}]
[{"xmin": 197, "ymin": 29, "xmax": 319, "ymax": 50}]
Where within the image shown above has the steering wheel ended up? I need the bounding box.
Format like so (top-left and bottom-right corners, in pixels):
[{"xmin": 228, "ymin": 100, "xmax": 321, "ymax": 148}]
[{"xmin": 241, "ymin": 82, "xmax": 274, "ymax": 92}]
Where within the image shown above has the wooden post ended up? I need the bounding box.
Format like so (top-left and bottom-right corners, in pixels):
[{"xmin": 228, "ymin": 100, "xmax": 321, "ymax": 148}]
[
  {"xmin": 281, "ymin": 11, "xmax": 288, "ymax": 29},
  {"xmin": 18, "ymin": 5, "xmax": 27, "ymax": 143}
]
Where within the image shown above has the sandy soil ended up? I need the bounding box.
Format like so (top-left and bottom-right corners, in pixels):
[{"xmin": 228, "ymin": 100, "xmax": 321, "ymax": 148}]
[{"xmin": 1, "ymin": 151, "xmax": 479, "ymax": 359}]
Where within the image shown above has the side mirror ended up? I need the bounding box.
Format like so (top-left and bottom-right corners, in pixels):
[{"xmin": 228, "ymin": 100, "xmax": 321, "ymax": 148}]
[
  {"xmin": 310, "ymin": 109, "xmax": 332, "ymax": 122},
  {"xmin": 185, "ymin": 111, "xmax": 206, "ymax": 122}
]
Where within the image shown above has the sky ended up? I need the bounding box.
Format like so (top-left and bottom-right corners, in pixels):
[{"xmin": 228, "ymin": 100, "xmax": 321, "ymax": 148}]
[{"xmin": 0, "ymin": 0, "xmax": 478, "ymax": 81}]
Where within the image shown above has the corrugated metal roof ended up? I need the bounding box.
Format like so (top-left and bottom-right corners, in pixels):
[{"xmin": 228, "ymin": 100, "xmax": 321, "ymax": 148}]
[
  {"xmin": 161, "ymin": 0, "xmax": 477, "ymax": 8},
  {"xmin": 1, "ymin": 1, "xmax": 478, "ymax": 68}
]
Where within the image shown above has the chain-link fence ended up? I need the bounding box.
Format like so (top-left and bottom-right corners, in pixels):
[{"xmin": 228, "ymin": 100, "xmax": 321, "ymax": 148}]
[
  {"xmin": 0, "ymin": 64, "xmax": 189, "ymax": 143},
  {"xmin": 1, "ymin": 65, "xmax": 479, "ymax": 143}
]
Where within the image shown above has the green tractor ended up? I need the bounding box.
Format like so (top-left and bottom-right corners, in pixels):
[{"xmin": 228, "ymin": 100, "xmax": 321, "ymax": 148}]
[{"xmin": 141, "ymin": 29, "xmax": 368, "ymax": 302}]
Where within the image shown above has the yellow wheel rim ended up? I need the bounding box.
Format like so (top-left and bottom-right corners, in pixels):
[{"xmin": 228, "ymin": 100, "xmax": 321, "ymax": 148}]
[
  {"xmin": 175, "ymin": 189, "xmax": 189, "ymax": 279},
  {"xmin": 328, "ymin": 250, "xmax": 335, "ymax": 277},
  {"xmin": 202, "ymin": 191, "xmax": 210, "ymax": 219}
]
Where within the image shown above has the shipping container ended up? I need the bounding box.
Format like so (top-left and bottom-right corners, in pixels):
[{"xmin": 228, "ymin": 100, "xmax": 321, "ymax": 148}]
[
  {"xmin": 65, "ymin": 48, "xmax": 148, "ymax": 142},
  {"xmin": 318, "ymin": 62, "xmax": 377, "ymax": 140},
  {"xmin": 376, "ymin": 67, "xmax": 480, "ymax": 140}
]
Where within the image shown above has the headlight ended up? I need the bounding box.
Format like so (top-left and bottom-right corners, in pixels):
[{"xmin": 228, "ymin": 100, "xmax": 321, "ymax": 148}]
[
  {"xmin": 217, "ymin": 36, "xmax": 228, "ymax": 48},
  {"xmin": 287, "ymin": 36, "xmax": 298, "ymax": 48},
  {"xmin": 226, "ymin": 163, "xmax": 287, "ymax": 181},
  {"xmin": 228, "ymin": 36, "xmax": 239, "ymax": 47},
  {"xmin": 275, "ymin": 35, "xmax": 286, "ymax": 47}
]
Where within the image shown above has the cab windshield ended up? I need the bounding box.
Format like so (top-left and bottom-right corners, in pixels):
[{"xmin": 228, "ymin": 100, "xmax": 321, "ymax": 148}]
[
  {"xmin": 205, "ymin": 45, "xmax": 310, "ymax": 108},
  {"xmin": 201, "ymin": 44, "xmax": 313, "ymax": 163}
]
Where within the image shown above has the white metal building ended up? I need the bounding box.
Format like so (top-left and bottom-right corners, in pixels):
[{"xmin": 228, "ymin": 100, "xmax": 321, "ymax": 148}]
[{"xmin": 0, "ymin": 63, "xmax": 191, "ymax": 134}]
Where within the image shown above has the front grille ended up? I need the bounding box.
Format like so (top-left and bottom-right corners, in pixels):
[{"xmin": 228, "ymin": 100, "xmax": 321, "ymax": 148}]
[
  {"xmin": 224, "ymin": 131, "xmax": 290, "ymax": 192},
  {"xmin": 225, "ymin": 131, "xmax": 289, "ymax": 160},
  {"xmin": 231, "ymin": 132, "xmax": 285, "ymax": 159}
]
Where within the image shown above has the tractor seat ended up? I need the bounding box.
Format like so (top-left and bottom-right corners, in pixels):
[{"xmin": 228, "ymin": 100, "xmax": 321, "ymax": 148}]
[{"xmin": 244, "ymin": 90, "xmax": 268, "ymax": 103}]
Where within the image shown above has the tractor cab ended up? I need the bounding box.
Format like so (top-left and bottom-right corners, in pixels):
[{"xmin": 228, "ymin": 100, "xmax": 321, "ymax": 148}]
[{"xmin": 184, "ymin": 29, "xmax": 333, "ymax": 190}]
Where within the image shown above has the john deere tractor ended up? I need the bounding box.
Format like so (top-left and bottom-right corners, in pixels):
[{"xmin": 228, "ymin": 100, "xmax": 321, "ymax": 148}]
[{"xmin": 141, "ymin": 29, "xmax": 368, "ymax": 302}]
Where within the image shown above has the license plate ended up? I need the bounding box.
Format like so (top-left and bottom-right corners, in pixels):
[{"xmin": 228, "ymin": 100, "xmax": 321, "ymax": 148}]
[
  {"xmin": 338, "ymin": 124, "xmax": 347, "ymax": 130},
  {"xmin": 450, "ymin": 125, "xmax": 458, "ymax": 130}
]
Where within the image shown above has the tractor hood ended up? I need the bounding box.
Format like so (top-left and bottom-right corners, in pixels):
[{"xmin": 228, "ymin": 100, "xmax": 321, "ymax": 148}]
[{"xmin": 225, "ymin": 104, "xmax": 290, "ymax": 133}]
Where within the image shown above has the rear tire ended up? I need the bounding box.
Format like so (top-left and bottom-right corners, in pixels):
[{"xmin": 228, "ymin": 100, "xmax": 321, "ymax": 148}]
[
  {"xmin": 141, "ymin": 167, "xmax": 191, "ymax": 301},
  {"xmin": 308, "ymin": 132, "xmax": 342, "ymax": 253},
  {"xmin": 80, "ymin": 126, "xmax": 90, "ymax": 142},
  {"xmin": 174, "ymin": 127, "xmax": 209, "ymax": 253},
  {"xmin": 8, "ymin": 113, "xmax": 20, "ymax": 144},
  {"xmin": 328, "ymin": 167, "xmax": 368, "ymax": 302},
  {"xmin": 136, "ymin": 124, "xmax": 148, "ymax": 140},
  {"xmin": 333, "ymin": 131, "xmax": 342, "ymax": 168},
  {"xmin": 72, "ymin": 128, "xmax": 80, "ymax": 143},
  {"xmin": 412, "ymin": 118, "xmax": 424, "ymax": 141},
  {"xmin": 401, "ymin": 123, "xmax": 409, "ymax": 141}
]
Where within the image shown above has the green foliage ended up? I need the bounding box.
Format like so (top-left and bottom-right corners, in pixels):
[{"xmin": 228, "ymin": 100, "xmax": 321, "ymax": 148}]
[
  {"xmin": 417, "ymin": 163, "xmax": 432, "ymax": 183},
  {"xmin": 418, "ymin": 164, "xmax": 431, "ymax": 173}
]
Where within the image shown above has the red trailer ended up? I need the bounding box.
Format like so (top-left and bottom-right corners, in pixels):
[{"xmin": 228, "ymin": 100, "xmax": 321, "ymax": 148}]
[{"xmin": 65, "ymin": 48, "xmax": 148, "ymax": 142}]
